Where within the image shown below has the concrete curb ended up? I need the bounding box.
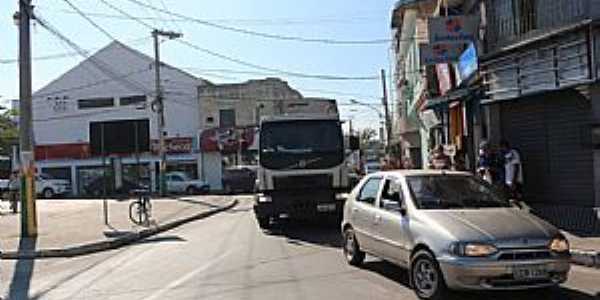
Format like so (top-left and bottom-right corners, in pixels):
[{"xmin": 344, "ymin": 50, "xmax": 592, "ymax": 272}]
[
  {"xmin": 570, "ymin": 249, "xmax": 600, "ymax": 268},
  {"xmin": 0, "ymin": 199, "xmax": 238, "ymax": 260}
]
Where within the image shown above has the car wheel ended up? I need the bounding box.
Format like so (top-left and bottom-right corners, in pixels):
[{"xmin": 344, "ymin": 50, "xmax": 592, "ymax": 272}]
[
  {"xmin": 186, "ymin": 186, "xmax": 198, "ymax": 195},
  {"xmin": 257, "ymin": 216, "xmax": 271, "ymax": 229},
  {"xmin": 411, "ymin": 250, "xmax": 448, "ymax": 300},
  {"xmin": 343, "ymin": 227, "xmax": 365, "ymax": 266},
  {"xmin": 42, "ymin": 188, "xmax": 54, "ymax": 199}
]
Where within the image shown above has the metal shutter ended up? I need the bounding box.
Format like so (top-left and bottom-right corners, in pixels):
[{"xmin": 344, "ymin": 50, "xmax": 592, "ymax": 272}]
[{"xmin": 501, "ymin": 89, "xmax": 594, "ymax": 206}]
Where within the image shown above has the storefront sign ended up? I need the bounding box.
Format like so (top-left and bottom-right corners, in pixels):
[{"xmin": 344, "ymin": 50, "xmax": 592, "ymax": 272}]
[
  {"xmin": 419, "ymin": 109, "xmax": 441, "ymax": 130},
  {"xmin": 151, "ymin": 137, "xmax": 193, "ymax": 154},
  {"xmin": 419, "ymin": 43, "xmax": 463, "ymax": 65},
  {"xmin": 428, "ymin": 16, "xmax": 479, "ymax": 44},
  {"xmin": 458, "ymin": 42, "xmax": 478, "ymax": 80},
  {"xmin": 200, "ymin": 127, "xmax": 257, "ymax": 154},
  {"xmin": 436, "ymin": 64, "xmax": 452, "ymax": 95}
]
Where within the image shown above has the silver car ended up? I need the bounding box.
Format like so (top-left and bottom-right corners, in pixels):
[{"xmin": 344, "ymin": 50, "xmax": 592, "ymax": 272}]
[{"xmin": 341, "ymin": 170, "xmax": 570, "ymax": 300}]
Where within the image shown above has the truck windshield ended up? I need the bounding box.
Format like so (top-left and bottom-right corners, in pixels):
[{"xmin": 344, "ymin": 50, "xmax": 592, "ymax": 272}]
[{"xmin": 260, "ymin": 120, "xmax": 343, "ymax": 170}]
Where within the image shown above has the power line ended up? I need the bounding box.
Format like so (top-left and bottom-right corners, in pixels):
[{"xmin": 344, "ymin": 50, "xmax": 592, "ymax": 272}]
[
  {"xmin": 63, "ymin": 0, "xmax": 116, "ymax": 41},
  {"xmin": 123, "ymin": 0, "xmax": 392, "ymax": 45},
  {"xmin": 177, "ymin": 39, "xmax": 379, "ymax": 81},
  {"xmin": 38, "ymin": 7, "xmax": 383, "ymax": 26},
  {"xmin": 34, "ymin": 10, "xmax": 149, "ymax": 95},
  {"xmin": 97, "ymin": 2, "xmax": 380, "ymax": 81},
  {"xmin": 0, "ymin": 36, "xmax": 151, "ymax": 64}
]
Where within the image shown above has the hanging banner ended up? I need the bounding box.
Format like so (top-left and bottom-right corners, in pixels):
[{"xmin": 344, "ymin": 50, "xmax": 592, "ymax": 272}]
[
  {"xmin": 428, "ymin": 16, "xmax": 479, "ymax": 44},
  {"xmin": 436, "ymin": 64, "xmax": 452, "ymax": 95},
  {"xmin": 419, "ymin": 43, "xmax": 464, "ymax": 65}
]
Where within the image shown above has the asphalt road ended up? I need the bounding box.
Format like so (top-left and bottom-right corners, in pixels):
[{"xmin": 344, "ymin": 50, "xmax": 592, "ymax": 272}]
[{"xmin": 1, "ymin": 196, "xmax": 600, "ymax": 300}]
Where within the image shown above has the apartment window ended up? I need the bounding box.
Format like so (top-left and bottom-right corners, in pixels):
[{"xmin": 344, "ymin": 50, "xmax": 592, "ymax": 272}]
[
  {"xmin": 120, "ymin": 95, "xmax": 146, "ymax": 106},
  {"xmin": 219, "ymin": 109, "xmax": 236, "ymax": 128},
  {"xmin": 77, "ymin": 97, "xmax": 114, "ymax": 109}
]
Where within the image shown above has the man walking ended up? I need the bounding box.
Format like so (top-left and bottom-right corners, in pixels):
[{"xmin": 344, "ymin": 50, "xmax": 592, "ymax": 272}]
[{"xmin": 500, "ymin": 139, "xmax": 523, "ymax": 200}]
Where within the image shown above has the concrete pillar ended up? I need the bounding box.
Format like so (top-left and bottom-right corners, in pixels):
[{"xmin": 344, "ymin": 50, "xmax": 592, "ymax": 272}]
[
  {"xmin": 590, "ymin": 84, "xmax": 600, "ymax": 207},
  {"xmin": 483, "ymin": 104, "xmax": 502, "ymax": 146},
  {"xmin": 70, "ymin": 165, "xmax": 77, "ymax": 197}
]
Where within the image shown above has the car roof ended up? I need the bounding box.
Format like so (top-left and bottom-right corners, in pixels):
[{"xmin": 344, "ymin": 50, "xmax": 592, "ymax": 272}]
[{"xmin": 368, "ymin": 169, "xmax": 472, "ymax": 178}]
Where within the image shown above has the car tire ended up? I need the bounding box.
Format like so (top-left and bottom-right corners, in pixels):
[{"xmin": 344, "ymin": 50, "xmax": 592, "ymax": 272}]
[
  {"xmin": 343, "ymin": 227, "xmax": 365, "ymax": 266},
  {"xmin": 42, "ymin": 188, "xmax": 54, "ymax": 199},
  {"xmin": 186, "ymin": 186, "xmax": 198, "ymax": 195},
  {"xmin": 411, "ymin": 250, "xmax": 448, "ymax": 300},
  {"xmin": 257, "ymin": 216, "xmax": 271, "ymax": 229}
]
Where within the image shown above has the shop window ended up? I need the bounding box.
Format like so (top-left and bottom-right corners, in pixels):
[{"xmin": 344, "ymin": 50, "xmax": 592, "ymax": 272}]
[
  {"xmin": 120, "ymin": 95, "xmax": 146, "ymax": 106},
  {"xmin": 78, "ymin": 97, "xmax": 114, "ymax": 109},
  {"xmin": 219, "ymin": 109, "xmax": 236, "ymax": 128},
  {"xmin": 90, "ymin": 119, "xmax": 150, "ymax": 155},
  {"xmin": 41, "ymin": 167, "xmax": 72, "ymax": 184}
]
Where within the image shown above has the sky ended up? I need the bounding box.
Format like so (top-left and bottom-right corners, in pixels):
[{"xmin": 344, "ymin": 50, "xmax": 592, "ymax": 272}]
[{"xmin": 0, "ymin": 0, "xmax": 397, "ymax": 132}]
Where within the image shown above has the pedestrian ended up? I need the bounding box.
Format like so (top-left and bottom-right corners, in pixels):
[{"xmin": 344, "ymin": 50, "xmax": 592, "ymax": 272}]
[
  {"xmin": 476, "ymin": 141, "xmax": 494, "ymax": 184},
  {"xmin": 500, "ymin": 139, "xmax": 523, "ymax": 200},
  {"xmin": 428, "ymin": 145, "xmax": 451, "ymax": 170}
]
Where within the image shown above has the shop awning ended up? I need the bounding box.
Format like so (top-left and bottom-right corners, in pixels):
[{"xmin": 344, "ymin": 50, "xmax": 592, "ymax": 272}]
[{"xmin": 423, "ymin": 88, "xmax": 472, "ymax": 110}]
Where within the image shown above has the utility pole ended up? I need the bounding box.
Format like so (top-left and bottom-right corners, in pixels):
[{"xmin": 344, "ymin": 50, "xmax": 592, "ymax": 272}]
[
  {"xmin": 16, "ymin": 0, "xmax": 37, "ymax": 237},
  {"xmin": 381, "ymin": 69, "xmax": 392, "ymax": 154},
  {"xmin": 152, "ymin": 29, "xmax": 182, "ymax": 196},
  {"xmin": 348, "ymin": 119, "xmax": 353, "ymax": 136}
]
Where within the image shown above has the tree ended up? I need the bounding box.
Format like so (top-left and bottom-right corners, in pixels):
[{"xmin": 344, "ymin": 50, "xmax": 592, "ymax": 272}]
[
  {"xmin": 359, "ymin": 128, "xmax": 377, "ymax": 150},
  {"xmin": 0, "ymin": 110, "xmax": 18, "ymax": 156}
]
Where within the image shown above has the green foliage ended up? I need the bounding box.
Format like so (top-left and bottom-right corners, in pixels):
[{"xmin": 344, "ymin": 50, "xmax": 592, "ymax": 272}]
[{"xmin": 0, "ymin": 110, "xmax": 18, "ymax": 155}]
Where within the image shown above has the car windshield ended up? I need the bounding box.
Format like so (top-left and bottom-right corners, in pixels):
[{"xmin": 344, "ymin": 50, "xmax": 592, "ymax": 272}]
[{"xmin": 406, "ymin": 175, "xmax": 510, "ymax": 209}]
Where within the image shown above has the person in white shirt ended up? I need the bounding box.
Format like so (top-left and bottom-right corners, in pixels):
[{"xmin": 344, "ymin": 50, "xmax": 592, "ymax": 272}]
[{"xmin": 500, "ymin": 139, "xmax": 523, "ymax": 200}]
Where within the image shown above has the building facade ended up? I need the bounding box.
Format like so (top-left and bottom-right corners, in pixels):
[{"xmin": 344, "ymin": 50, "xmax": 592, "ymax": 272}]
[
  {"xmin": 197, "ymin": 78, "xmax": 338, "ymax": 189},
  {"xmin": 31, "ymin": 41, "xmax": 209, "ymax": 196},
  {"xmin": 391, "ymin": 0, "xmax": 600, "ymax": 232}
]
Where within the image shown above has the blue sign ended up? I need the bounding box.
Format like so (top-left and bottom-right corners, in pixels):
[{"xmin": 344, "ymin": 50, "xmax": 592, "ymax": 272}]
[{"xmin": 458, "ymin": 43, "xmax": 478, "ymax": 80}]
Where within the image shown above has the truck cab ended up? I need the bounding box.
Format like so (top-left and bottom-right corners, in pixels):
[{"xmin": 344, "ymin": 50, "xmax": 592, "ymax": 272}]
[{"xmin": 254, "ymin": 115, "xmax": 350, "ymax": 228}]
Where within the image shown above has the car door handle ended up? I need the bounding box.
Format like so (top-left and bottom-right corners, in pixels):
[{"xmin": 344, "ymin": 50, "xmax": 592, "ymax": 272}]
[{"xmin": 374, "ymin": 215, "xmax": 382, "ymax": 225}]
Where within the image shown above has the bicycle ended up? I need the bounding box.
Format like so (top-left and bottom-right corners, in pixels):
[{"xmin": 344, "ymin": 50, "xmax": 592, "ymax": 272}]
[{"xmin": 129, "ymin": 189, "xmax": 152, "ymax": 226}]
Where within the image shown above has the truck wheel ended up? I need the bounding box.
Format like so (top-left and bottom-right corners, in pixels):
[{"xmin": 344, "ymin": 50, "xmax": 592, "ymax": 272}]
[
  {"xmin": 42, "ymin": 188, "xmax": 55, "ymax": 199},
  {"xmin": 257, "ymin": 216, "xmax": 271, "ymax": 229}
]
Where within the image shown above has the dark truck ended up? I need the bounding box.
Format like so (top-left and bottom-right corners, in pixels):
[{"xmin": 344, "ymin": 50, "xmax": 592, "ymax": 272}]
[{"xmin": 254, "ymin": 115, "xmax": 358, "ymax": 229}]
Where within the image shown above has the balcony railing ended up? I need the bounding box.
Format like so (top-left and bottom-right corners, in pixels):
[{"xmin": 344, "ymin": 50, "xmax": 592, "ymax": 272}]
[{"xmin": 485, "ymin": 0, "xmax": 595, "ymax": 52}]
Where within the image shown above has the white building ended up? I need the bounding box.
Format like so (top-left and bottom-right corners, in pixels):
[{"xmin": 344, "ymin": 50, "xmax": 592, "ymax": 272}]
[{"xmin": 32, "ymin": 41, "xmax": 211, "ymax": 196}]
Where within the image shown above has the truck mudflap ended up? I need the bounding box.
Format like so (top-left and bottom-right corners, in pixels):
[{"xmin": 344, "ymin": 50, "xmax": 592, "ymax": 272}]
[{"xmin": 254, "ymin": 190, "xmax": 345, "ymax": 221}]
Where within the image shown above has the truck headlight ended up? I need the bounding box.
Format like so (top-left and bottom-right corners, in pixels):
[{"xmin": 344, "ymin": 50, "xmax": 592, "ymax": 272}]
[
  {"xmin": 450, "ymin": 242, "xmax": 498, "ymax": 257},
  {"xmin": 549, "ymin": 236, "xmax": 569, "ymax": 253}
]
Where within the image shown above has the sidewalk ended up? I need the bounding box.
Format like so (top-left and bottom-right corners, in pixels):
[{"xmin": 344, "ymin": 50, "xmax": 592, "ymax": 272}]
[
  {"xmin": 0, "ymin": 196, "xmax": 237, "ymax": 258},
  {"xmin": 562, "ymin": 230, "xmax": 600, "ymax": 268}
]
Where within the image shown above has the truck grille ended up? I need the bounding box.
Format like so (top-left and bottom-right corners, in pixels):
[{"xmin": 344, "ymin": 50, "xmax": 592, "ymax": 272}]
[{"xmin": 273, "ymin": 174, "xmax": 332, "ymax": 190}]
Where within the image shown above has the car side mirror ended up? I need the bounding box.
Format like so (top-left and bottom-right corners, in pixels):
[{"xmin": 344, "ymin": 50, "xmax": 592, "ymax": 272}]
[{"xmin": 382, "ymin": 198, "xmax": 407, "ymax": 216}]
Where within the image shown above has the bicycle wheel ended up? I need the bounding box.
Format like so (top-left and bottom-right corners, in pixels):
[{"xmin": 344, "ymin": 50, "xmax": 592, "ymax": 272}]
[{"xmin": 129, "ymin": 201, "xmax": 148, "ymax": 225}]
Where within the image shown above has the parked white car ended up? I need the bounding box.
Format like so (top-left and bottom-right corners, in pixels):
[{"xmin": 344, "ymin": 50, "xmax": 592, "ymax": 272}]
[
  {"xmin": 166, "ymin": 172, "xmax": 209, "ymax": 195},
  {"xmin": 7, "ymin": 173, "xmax": 71, "ymax": 199}
]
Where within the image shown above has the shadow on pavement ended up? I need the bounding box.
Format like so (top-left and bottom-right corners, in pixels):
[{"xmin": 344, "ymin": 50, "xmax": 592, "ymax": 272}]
[
  {"xmin": 134, "ymin": 235, "xmax": 186, "ymax": 245},
  {"xmin": 361, "ymin": 259, "xmax": 600, "ymax": 300},
  {"xmin": 7, "ymin": 237, "xmax": 37, "ymax": 300},
  {"xmin": 266, "ymin": 221, "xmax": 342, "ymax": 248},
  {"xmin": 175, "ymin": 197, "xmax": 222, "ymax": 208}
]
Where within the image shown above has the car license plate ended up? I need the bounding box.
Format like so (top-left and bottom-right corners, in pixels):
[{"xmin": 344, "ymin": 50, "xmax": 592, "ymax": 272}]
[
  {"xmin": 317, "ymin": 203, "xmax": 336, "ymax": 212},
  {"xmin": 513, "ymin": 265, "xmax": 548, "ymax": 280}
]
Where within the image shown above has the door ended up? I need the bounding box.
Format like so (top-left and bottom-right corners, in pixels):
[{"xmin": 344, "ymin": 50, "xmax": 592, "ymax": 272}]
[
  {"xmin": 351, "ymin": 176, "xmax": 383, "ymax": 254},
  {"xmin": 375, "ymin": 177, "xmax": 410, "ymax": 265}
]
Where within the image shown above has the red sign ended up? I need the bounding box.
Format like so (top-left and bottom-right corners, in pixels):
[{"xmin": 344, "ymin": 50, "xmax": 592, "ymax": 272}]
[
  {"xmin": 200, "ymin": 127, "xmax": 256, "ymax": 154},
  {"xmin": 35, "ymin": 143, "xmax": 91, "ymax": 160},
  {"xmin": 151, "ymin": 137, "xmax": 193, "ymax": 154}
]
